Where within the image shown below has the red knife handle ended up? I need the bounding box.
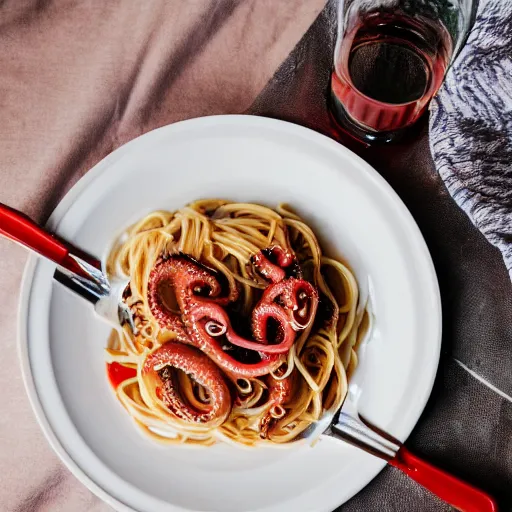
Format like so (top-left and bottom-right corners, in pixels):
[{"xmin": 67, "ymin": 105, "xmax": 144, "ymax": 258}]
[
  {"xmin": 0, "ymin": 202, "xmax": 98, "ymax": 278},
  {"xmin": 390, "ymin": 446, "xmax": 498, "ymax": 512}
]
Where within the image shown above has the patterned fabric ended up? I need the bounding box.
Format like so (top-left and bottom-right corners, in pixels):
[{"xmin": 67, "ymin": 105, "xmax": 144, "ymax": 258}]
[{"xmin": 430, "ymin": 0, "xmax": 512, "ymax": 279}]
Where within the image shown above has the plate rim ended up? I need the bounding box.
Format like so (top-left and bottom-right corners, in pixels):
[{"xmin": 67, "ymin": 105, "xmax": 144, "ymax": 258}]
[{"xmin": 17, "ymin": 114, "xmax": 442, "ymax": 512}]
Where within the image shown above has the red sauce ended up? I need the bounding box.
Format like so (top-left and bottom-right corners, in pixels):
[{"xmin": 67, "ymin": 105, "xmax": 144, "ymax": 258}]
[{"xmin": 106, "ymin": 362, "xmax": 137, "ymax": 389}]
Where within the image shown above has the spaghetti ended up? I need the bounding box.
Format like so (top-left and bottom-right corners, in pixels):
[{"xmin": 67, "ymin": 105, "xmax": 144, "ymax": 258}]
[{"xmin": 105, "ymin": 200, "xmax": 369, "ymax": 447}]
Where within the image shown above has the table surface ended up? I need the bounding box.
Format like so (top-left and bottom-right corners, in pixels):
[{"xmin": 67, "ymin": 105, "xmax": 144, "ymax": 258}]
[{"xmin": 1, "ymin": 1, "xmax": 511, "ymax": 511}]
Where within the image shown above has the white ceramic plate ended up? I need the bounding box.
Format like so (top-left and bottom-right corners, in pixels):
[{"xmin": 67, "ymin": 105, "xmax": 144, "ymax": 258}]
[{"xmin": 18, "ymin": 115, "xmax": 441, "ymax": 512}]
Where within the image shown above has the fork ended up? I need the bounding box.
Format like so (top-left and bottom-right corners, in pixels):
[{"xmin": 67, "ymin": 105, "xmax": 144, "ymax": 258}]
[
  {"xmin": 0, "ymin": 202, "xmax": 136, "ymax": 332},
  {"xmin": 303, "ymin": 393, "xmax": 498, "ymax": 512}
]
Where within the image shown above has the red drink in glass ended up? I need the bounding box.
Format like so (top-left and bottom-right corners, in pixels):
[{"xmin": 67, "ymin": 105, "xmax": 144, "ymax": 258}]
[{"xmin": 330, "ymin": 11, "xmax": 452, "ymax": 143}]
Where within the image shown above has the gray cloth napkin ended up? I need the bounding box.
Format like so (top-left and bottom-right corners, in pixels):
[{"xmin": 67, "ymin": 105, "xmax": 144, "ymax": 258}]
[{"xmin": 430, "ymin": 0, "xmax": 512, "ymax": 280}]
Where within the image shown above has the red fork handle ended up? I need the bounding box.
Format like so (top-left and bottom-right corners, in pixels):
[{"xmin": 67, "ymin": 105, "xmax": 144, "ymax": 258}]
[
  {"xmin": 390, "ymin": 446, "xmax": 498, "ymax": 512},
  {"xmin": 0, "ymin": 202, "xmax": 98, "ymax": 278}
]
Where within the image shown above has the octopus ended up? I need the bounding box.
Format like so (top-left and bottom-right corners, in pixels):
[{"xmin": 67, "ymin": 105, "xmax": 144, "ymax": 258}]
[
  {"xmin": 145, "ymin": 246, "xmax": 318, "ymax": 425},
  {"xmin": 142, "ymin": 342, "xmax": 231, "ymax": 427},
  {"xmin": 259, "ymin": 374, "xmax": 293, "ymax": 439}
]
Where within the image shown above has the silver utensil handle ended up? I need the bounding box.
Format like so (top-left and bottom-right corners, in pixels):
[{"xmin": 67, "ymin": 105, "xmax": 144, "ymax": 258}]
[
  {"xmin": 55, "ymin": 253, "xmax": 110, "ymax": 300},
  {"xmin": 326, "ymin": 411, "xmax": 401, "ymax": 460}
]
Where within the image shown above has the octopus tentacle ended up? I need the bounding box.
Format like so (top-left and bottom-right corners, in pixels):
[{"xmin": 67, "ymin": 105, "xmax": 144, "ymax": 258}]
[
  {"xmin": 141, "ymin": 342, "xmax": 231, "ymax": 427},
  {"xmin": 260, "ymin": 279, "xmax": 318, "ymax": 331},
  {"xmin": 185, "ymin": 305, "xmax": 285, "ymax": 377},
  {"xmin": 190, "ymin": 302, "xmax": 295, "ymax": 354},
  {"xmin": 251, "ymin": 246, "xmax": 294, "ymax": 283},
  {"xmin": 153, "ymin": 311, "xmax": 191, "ymax": 344},
  {"xmin": 148, "ymin": 253, "xmax": 237, "ymax": 317},
  {"xmin": 260, "ymin": 375, "xmax": 293, "ymax": 439},
  {"xmin": 251, "ymin": 302, "xmax": 296, "ymax": 351}
]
